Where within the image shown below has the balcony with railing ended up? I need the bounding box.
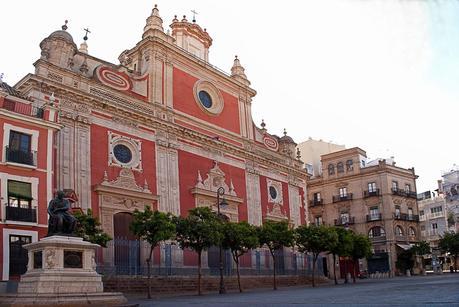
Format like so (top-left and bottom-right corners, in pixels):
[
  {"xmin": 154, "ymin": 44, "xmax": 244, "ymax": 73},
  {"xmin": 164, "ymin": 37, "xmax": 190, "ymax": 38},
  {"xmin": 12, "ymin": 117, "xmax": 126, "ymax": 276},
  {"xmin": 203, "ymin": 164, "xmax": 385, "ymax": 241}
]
[
  {"xmin": 394, "ymin": 213, "xmax": 419, "ymax": 222},
  {"xmin": 391, "ymin": 188, "xmax": 417, "ymax": 199},
  {"xmin": 5, "ymin": 206, "xmax": 37, "ymax": 223},
  {"xmin": 369, "ymin": 235, "xmax": 386, "ymax": 242},
  {"xmin": 334, "ymin": 216, "xmax": 355, "ymax": 226},
  {"xmin": 366, "ymin": 213, "xmax": 382, "ymax": 222},
  {"xmin": 5, "ymin": 146, "xmax": 37, "ymax": 166},
  {"xmin": 363, "ymin": 189, "xmax": 380, "ymax": 198},
  {"xmin": 309, "ymin": 199, "xmax": 323, "ymax": 207},
  {"xmin": 332, "ymin": 193, "xmax": 353, "ymax": 203},
  {"xmin": 1, "ymin": 99, "xmax": 44, "ymax": 119}
]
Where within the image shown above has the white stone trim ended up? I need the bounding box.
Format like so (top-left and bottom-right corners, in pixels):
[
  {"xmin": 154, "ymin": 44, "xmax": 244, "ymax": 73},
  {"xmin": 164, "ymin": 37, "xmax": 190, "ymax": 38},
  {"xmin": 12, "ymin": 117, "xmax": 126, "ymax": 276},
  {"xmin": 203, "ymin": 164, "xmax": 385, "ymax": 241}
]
[
  {"xmin": 267, "ymin": 179, "xmax": 283, "ymax": 205},
  {"xmin": 47, "ymin": 130, "xmax": 53, "ymax": 203},
  {"xmin": 0, "ymin": 173, "xmax": 39, "ymax": 222},
  {"xmin": 288, "ymin": 185, "xmax": 301, "ymax": 228},
  {"xmin": 2, "ymin": 123, "xmax": 39, "ymax": 163},
  {"xmin": 2, "ymin": 228, "xmax": 38, "ymax": 281},
  {"xmin": 108, "ymin": 131, "xmax": 142, "ymax": 171},
  {"xmin": 246, "ymin": 172, "xmax": 262, "ymax": 226},
  {"xmin": 193, "ymin": 80, "xmax": 224, "ymax": 116}
]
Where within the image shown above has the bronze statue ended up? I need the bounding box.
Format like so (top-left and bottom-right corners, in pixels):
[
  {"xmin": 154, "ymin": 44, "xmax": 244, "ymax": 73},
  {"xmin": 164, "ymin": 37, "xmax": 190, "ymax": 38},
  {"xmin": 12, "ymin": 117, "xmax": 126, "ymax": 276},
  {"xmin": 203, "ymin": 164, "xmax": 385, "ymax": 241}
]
[{"xmin": 47, "ymin": 190, "xmax": 77, "ymax": 236}]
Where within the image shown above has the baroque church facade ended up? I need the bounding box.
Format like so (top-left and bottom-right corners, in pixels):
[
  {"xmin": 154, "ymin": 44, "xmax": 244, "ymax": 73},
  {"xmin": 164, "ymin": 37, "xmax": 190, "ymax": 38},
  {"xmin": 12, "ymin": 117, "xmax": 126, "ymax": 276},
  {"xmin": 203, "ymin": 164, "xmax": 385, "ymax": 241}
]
[{"xmin": 10, "ymin": 5, "xmax": 308, "ymax": 269}]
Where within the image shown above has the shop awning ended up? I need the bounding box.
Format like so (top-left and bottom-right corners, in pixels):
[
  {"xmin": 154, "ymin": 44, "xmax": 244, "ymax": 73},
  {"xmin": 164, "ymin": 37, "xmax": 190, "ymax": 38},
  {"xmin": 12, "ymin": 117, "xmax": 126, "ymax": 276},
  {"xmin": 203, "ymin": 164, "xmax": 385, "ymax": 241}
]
[{"xmin": 396, "ymin": 243, "xmax": 413, "ymax": 250}]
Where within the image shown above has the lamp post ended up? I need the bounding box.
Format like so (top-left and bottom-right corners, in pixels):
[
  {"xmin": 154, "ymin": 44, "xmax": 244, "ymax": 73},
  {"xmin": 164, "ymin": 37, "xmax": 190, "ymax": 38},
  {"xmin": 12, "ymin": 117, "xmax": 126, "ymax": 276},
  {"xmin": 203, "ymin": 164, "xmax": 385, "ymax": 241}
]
[{"xmin": 216, "ymin": 186, "xmax": 228, "ymax": 294}]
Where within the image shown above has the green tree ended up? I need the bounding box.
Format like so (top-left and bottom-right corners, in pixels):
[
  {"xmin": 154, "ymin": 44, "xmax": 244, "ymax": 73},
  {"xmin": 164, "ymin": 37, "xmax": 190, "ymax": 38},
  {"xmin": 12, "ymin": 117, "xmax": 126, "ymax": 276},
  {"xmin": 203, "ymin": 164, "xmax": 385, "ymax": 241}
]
[
  {"xmin": 439, "ymin": 231, "xmax": 459, "ymax": 272},
  {"xmin": 257, "ymin": 220, "xmax": 294, "ymax": 290},
  {"xmin": 296, "ymin": 225, "xmax": 338, "ymax": 287},
  {"xmin": 74, "ymin": 208, "xmax": 112, "ymax": 247},
  {"xmin": 222, "ymin": 221, "xmax": 259, "ymax": 292},
  {"xmin": 328, "ymin": 227, "xmax": 352, "ymax": 285},
  {"xmin": 175, "ymin": 207, "xmax": 223, "ymax": 295},
  {"xmin": 130, "ymin": 206, "xmax": 176, "ymax": 299},
  {"xmin": 349, "ymin": 233, "xmax": 372, "ymax": 283},
  {"xmin": 410, "ymin": 241, "xmax": 430, "ymax": 273}
]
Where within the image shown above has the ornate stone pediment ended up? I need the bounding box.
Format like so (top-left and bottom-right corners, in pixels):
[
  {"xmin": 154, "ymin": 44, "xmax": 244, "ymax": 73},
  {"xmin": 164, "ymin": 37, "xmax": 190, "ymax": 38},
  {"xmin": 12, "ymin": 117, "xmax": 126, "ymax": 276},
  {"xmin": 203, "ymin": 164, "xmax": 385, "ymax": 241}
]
[
  {"xmin": 100, "ymin": 168, "xmax": 149, "ymax": 193},
  {"xmin": 191, "ymin": 161, "xmax": 242, "ymax": 221},
  {"xmin": 265, "ymin": 203, "xmax": 288, "ymax": 222}
]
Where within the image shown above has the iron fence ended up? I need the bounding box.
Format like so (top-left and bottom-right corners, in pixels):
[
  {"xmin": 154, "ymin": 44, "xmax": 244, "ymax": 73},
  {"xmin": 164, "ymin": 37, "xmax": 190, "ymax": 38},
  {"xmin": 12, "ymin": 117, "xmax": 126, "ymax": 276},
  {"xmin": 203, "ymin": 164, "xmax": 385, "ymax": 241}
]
[{"xmin": 95, "ymin": 238, "xmax": 325, "ymax": 278}]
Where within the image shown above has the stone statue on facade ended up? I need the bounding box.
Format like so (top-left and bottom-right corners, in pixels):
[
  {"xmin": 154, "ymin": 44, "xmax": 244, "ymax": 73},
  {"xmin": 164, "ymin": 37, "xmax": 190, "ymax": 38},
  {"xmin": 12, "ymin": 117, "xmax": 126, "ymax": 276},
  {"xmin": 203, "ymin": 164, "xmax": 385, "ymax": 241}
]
[{"xmin": 47, "ymin": 190, "xmax": 77, "ymax": 236}]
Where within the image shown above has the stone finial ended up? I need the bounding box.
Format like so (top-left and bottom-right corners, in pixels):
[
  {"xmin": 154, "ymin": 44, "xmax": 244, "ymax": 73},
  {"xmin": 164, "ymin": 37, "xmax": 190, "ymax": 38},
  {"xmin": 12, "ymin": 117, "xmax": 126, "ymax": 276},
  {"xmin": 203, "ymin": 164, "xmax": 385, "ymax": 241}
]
[
  {"xmin": 182, "ymin": 15, "xmax": 188, "ymax": 22},
  {"xmin": 79, "ymin": 57, "xmax": 88, "ymax": 74},
  {"xmin": 0, "ymin": 73, "xmax": 4, "ymax": 84},
  {"xmin": 261, "ymin": 119, "xmax": 266, "ymax": 131},
  {"xmin": 231, "ymin": 55, "xmax": 250, "ymax": 86},
  {"xmin": 143, "ymin": 179, "xmax": 150, "ymax": 192},
  {"xmin": 283, "ymin": 128, "xmax": 287, "ymax": 136},
  {"xmin": 172, "ymin": 15, "xmax": 179, "ymax": 22},
  {"xmin": 143, "ymin": 4, "xmax": 164, "ymax": 39},
  {"xmin": 296, "ymin": 147, "xmax": 301, "ymax": 160},
  {"xmin": 62, "ymin": 20, "xmax": 68, "ymax": 31},
  {"xmin": 196, "ymin": 170, "xmax": 205, "ymax": 189},
  {"xmin": 103, "ymin": 170, "xmax": 109, "ymax": 182},
  {"xmin": 79, "ymin": 41, "xmax": 88, "ymax": 54}
]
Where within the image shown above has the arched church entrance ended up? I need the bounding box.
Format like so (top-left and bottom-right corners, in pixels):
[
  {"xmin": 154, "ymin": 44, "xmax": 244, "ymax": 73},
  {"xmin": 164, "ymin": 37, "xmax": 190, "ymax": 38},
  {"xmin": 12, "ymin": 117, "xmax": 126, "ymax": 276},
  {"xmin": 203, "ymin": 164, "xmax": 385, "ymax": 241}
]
[{"xmin": 113, "ymin": 212, "xmax": 140, "ymax": 274}]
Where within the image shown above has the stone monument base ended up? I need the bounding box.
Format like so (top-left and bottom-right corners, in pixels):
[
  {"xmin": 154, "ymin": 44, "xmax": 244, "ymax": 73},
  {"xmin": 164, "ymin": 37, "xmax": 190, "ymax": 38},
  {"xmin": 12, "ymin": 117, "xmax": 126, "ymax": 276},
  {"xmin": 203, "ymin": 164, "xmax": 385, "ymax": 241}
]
[{"xmin": 0, "ymin": 236, "xmax": 127, "ymax": 306}]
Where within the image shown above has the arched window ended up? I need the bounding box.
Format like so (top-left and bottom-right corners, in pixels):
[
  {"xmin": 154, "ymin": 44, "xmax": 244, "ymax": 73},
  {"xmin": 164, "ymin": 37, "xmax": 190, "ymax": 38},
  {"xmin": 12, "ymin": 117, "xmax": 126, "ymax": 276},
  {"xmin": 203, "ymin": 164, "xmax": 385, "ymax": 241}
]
[
  {"xmin": 368, "ymin": 226, "xmax": 385, "ymax": 238},
  {"xmin": 409, "ymin": 227, "xmax": 416, "ymax": 237},
  {"xmin": 337, "ymin": 162, "xmax": 344, "ymax": 173},
  {"xmin": 395, "ymin": 226, "xmax": 404, "ymax": 236},
  {"xmin": 328, "ymin": 164, "xmax": 335, "ymax": 175},
  {"xmin": 346, "ymin": 159, "xmax": 354, "ymax": 171}
]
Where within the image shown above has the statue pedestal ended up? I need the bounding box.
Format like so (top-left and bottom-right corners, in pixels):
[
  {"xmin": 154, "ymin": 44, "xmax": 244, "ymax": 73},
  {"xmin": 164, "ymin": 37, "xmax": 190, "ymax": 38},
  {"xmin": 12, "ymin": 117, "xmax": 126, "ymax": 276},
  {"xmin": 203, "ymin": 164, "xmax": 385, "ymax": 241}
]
[{"xmin": 0, "ymin": 236, "xmax": 127, "ymax": 306}]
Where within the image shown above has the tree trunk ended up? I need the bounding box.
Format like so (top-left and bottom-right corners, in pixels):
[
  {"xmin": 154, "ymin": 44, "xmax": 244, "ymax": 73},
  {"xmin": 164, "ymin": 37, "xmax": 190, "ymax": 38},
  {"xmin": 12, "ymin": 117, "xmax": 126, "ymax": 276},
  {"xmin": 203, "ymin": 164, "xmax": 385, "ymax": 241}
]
[
  {"xmin": 312, "ymin": 254, "xmax": 317, "ymax": 288},
  {"xmin": 234, "ymin": 253, "xmax": 242, "ymax": 293},
  {"xmin": 343, "ymin": 257, "xmax": 348, "ymax": 284},
  {"xmin": 271, "ymin": 250, "xmax": 277, "ymax": 290},
  {"xmin": 198, "ymin": 250, "xmax": 202, "ymax": 296},
  {"xmin": 352, "ymin": 259, "xmax": 356, "ymax": 283},
  {"xmin": 147, "ymin": 245, "xmax": 154, "ymax": 299},
  {"xmin": 333, "ymin": 254, "xmax": 337, "ymax": 285}
]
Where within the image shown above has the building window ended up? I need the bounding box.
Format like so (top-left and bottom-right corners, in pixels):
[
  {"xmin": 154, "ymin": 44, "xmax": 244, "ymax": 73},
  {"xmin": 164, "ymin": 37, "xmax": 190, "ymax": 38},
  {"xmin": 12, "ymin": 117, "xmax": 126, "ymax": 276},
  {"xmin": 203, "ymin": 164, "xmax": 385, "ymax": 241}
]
[
  {"xmin": 339, "ymin": 187, "xmax": 348, "ymax": 197},
  {"xmin": 408, "ymin": 208, "xmax": 413, "ymax": 218},
  {"xmin": 7, "ymin": 180, "xmax": 32, "ymax": 209},
  {"xmin": 420, "ymin": 210, "xmax": 424, "ymax": 216},
  {"xmin": 368, "ymin": 182, "xmax": 377, "ymax": 193},
  {"xmin": 340, "ymin": 212, "xmax": 350, "ymax": 224},
  {"xmin": 269, "ymin": 186, "xmax": 278, "ymax": 200},
  {"xmin": 392, "ymin": 181, "xmax": 398, "ymax": 191},
  {"xmin": 405, "ymin": 184, "xmax": 411, "ymax": 193},
  {"xmin": 113, "ymin": 144, "xmax": 132, "ymax": 164},
  {"xmin": 369, "ymin": 206, "xmax": 380, "ymax": 220},
  {"xmin": 337, "ymin": 162, "xmax": 344, "ymax": 173},
  {"xmin": 395, "ymin": 226, "xmax": 404, "ymax": 236},
  {"xmin": 395, "ymin": 205, "xmax": 401, "ymax": 218},
  {"xmin": 328, "ymin": 164, "xmax": 335, "ymax": 175},
  {"xmin": 6, "ymin": 131, "xmax": 34, "ymax": 165},
  {"xmin": 409, "ymin": 227, "xmax": 416, "ymax": 237},
  {"xmin": 198, "ymin": 90, "xmax": 213, "ymax": 108},
  {"xmin": 313, "ymin": 192, "xmax": 321, "ymax": 202},
  {"xmin": 315, "ymin": 216, "xmax": 322, "ymax": 226},
  {"xmin": 369, "ymin": 226, "xmax": 385, "ymax": 238},
  {"xmin": 346, "ymin": 159, "xmax": 353, "ymax": 171},
  {"xmin": 9, "ymin": 235, "xmax": 32, "ymax": 277},
  {"xmin": 430, "ymin": 206, "xmax": 443, "ymax": 214}
]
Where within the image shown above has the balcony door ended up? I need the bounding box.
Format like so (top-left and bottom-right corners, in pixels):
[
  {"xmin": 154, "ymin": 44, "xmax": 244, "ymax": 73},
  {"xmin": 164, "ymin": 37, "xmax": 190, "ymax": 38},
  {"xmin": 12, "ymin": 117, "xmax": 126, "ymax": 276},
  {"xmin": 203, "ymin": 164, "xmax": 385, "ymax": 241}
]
[
  {"xmin": 8, "ymin": 131, "xmax": 33, "ymax": 165},
  {"xmin": 9, "ymin": 235, "xmax": 31, "ymax": 279}
]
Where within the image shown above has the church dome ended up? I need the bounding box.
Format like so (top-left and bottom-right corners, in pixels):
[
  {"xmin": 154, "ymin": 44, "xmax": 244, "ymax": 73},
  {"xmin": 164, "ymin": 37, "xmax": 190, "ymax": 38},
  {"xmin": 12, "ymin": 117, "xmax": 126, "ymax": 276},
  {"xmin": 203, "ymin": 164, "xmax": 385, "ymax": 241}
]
[{"xmin": 48, "ymin": 30, "xmax": 74, "ymax": 43}]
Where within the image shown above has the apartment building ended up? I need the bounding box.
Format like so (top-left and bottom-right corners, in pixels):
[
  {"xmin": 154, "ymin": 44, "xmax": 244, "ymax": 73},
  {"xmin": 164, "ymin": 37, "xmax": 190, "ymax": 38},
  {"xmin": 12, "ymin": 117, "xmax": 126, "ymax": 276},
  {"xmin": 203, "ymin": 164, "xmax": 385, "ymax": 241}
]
[{"xmin": 307, "ymin": 147, "xmax": 420, "ymax": 276}]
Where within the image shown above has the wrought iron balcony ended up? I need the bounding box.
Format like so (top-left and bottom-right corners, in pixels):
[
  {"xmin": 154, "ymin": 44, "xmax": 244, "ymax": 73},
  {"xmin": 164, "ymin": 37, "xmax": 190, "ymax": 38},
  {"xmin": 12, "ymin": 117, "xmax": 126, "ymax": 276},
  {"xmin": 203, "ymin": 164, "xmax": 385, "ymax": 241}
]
[
  {"xmin": 394, "ymin": 213, "xmax": 419, "ymax": 222},
  {"xmin": 366, "ymin": 213, "xmax": 382, "ymax": 222},
  {"xmin": 5, "ymin": 146, "xmax": 37, "ymax": 166},
  {"xmin": 363, "ymin": 189, "xmax": 380, "ymax": 198},
  {"xmin": 369, "ymin": 235, "xmax": 386, "ymax": 242},
  {"xmin": 309, "ymin": 199, "xmax": 323, "ymax": 207},
  {"xmin": 391, "ymin": 188, "xmax": 417, "ymax": 199},
  {"xmin": 332, "ymin": 193, "xmax": 353, "ymax": 203},
  {"xmin": 2, "ymin": 99, "xmax": 44, "ymax": 118},
  {"xmin": 5, "ymin": 206, "xmax": 37, "ymax": 223},
  {"xmin": 334, "ymin": 216, "xmax": 355, "ymax": 226}
]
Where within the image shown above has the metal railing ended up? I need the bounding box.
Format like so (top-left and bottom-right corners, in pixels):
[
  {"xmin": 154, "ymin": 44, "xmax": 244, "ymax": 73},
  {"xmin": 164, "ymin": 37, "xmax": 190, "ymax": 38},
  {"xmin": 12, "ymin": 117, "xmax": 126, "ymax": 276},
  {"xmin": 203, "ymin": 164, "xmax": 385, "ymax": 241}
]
[
  {"xmin": 2, "ymin": 100, "xmax": 44, "ymax": 118},
  {"xmin": 309, "ymin": 199, "xmax": 323, "ymax": 206},
  {"xmin": 366, "ymin": 213, "xmax": 382, "ymax": 222},
  {"xmin": 363, "ymin": 189, "xmax": 380, "ymax": 198},
  {"xmin": 394, "ymin": 213, "xmax": 419, "ymax": 222},
  {"xmin": 391, "ymin": 188, "xmax": 417, "ymax": 199},
  {"xmin": 334, "ymin": 216, "xmax": 355, "ymax": 226},
  {"xmin": 5, "ymin": 206, "xmax": 37, "ymax": 223},
  {"xmin": 95, "ymin": 239, "xmax": 326, "ymax": 278},
  {"xmin": 5, "ymin": 146, "xmax": 37, "ymax": 166},
  {"xmin": 369, "ymin": 235, "xmax": 386, "ymax": 242},
  {"xmin": 332, "ymin": 193, "xmax": 353, "ymax": 203}
]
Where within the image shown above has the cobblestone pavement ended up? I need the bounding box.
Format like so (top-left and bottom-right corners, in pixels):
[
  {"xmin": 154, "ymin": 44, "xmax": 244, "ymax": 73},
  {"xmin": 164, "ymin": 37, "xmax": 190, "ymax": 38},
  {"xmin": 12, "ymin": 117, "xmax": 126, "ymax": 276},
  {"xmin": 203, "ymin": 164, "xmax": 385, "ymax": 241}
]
[{"xmin": 129, "ymin": 273, "xmax": 459, "ymax": 306}]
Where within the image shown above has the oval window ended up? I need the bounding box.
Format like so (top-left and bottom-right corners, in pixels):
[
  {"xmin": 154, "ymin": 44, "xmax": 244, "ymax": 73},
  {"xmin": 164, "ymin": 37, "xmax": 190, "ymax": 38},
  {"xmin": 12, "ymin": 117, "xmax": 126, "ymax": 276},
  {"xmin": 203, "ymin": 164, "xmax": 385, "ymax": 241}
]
[
  {"xmin": 269, "ymin": 186, "xmax": 278, "ymax": 200},
  {"xmin": 113, "ymin": 144, "xmax": 132, "ymax": 164},
  {"xmin": 198, "ymin": 90, "xmax": 213, "ymax": 108}
]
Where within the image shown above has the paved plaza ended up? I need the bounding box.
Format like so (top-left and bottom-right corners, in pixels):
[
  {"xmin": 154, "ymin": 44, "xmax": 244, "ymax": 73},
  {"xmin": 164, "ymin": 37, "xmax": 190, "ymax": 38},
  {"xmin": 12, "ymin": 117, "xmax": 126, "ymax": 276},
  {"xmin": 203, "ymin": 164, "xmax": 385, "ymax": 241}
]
[{"xmin": 130, "ymin": 273, "xmax": 459, "ymax": 306}]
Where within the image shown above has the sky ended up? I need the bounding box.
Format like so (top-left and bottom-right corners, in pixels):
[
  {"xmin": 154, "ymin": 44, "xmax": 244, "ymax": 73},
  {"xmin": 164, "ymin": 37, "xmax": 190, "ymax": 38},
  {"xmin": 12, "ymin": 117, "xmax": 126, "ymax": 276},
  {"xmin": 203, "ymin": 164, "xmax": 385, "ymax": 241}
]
[{"xmin": 1, "ymin": 0, "xmax": 458, "ymax": 192}]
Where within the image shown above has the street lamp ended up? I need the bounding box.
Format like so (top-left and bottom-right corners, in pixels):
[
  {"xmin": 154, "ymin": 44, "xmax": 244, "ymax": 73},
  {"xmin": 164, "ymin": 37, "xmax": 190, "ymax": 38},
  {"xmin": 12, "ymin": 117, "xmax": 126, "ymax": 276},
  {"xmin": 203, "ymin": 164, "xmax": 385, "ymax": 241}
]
[{"xmin": 217, "ymin": 186, "xmax": 228, "ymax": 294}]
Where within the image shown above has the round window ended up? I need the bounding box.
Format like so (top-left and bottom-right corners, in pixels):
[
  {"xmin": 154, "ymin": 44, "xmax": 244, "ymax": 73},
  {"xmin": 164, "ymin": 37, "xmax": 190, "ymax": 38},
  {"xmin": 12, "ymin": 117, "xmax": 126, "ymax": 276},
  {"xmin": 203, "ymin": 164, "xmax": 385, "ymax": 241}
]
[
  {"xmin": 198, "ymin": 90, "xmax": 213, "ymax": 108},
  {"xmin": 113, "ymin": 144, "xmax": 132, "ymax": 164},
  {"xmin": 269, "ymin": 186, "xmax": 278, "ymax": 200}
]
